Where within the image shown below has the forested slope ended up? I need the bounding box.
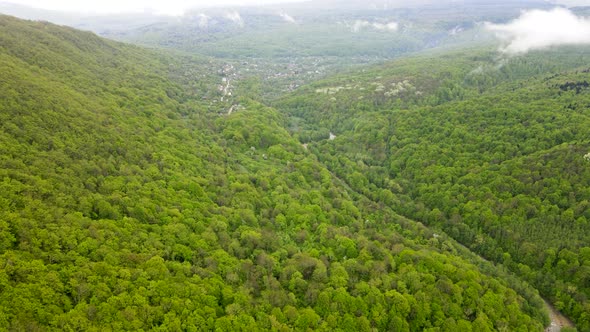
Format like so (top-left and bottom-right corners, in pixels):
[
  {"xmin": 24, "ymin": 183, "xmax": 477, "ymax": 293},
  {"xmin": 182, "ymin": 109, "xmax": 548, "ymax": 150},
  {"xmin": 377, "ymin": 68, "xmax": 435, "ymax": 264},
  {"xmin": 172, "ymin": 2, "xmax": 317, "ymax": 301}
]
[
  {"xmin": 276, "ymin": 46, "xmax": 590, "ymax": 331},
  {"xmin": 0, "ymin": 15, "xmax": 553, "ymax": 331}
]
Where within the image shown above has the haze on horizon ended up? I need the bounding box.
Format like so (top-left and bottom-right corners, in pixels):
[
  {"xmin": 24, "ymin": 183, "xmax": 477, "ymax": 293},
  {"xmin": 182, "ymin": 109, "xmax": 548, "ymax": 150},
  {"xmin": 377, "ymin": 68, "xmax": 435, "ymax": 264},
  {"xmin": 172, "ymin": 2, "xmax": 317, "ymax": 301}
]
[
  {"xmin": 0, "ymin": 0, "xmax": 310, "ymax": 16},
  {"xmin": 2, "ymin": 0, "xmax": 585, "ymax": 17}
]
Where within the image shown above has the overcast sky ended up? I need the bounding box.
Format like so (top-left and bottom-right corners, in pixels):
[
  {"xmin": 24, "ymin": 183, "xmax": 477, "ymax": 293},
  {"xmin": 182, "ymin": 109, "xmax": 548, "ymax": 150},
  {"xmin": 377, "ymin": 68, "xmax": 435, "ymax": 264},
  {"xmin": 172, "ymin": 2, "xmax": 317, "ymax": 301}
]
[
  {"xmin": 1, "ymin": 0, "xmax": 309, "ymax": 15},
  {"xmin": 1, "ymin": 0, "xmax": 585, "ymax": 16}
]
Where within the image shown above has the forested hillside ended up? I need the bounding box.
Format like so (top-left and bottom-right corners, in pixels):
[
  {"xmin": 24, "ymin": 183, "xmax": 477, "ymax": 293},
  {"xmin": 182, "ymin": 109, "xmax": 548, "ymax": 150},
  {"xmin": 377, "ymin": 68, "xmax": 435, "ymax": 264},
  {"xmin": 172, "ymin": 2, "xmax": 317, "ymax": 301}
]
[
  {"xmin": 0, "ymin": 15, "xmax": 554, "ymax": 331},
  {"xmin": 276, "ymin": 46, "xmax": 590, "ymax": 331}
]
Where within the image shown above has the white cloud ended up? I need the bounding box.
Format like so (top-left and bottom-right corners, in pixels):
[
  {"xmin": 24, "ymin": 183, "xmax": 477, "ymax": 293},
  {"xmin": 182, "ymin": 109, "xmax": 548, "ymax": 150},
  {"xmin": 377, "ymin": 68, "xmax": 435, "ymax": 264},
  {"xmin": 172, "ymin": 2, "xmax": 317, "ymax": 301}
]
[
  {"xmin": 485, "ymin": 8, "xmax": 590, "ymax": 54},
  {"xmin": 373, "ymin": 22, "xmax": 399, "ymax": 32},
  {"xmin": 449, "ymin": 25, "xmax": 463, "ymax": 36},
  {"xmin": 279, "ymin": 12, "xmax": 296, "ymax": 23},
  {"xmin": 352, "ymin": 20, "xmax": 371, "ymax": 32},
  {"xmin": 224, "ymin": 10, "xmax": 244, "ymax": 27},
  {"xmin": 196, "ymin": 13, "xmax": 210, "ymax": 28},
  {"xmin": 352, "ymin": 20, "xmax": 398, "ymax": 33}
]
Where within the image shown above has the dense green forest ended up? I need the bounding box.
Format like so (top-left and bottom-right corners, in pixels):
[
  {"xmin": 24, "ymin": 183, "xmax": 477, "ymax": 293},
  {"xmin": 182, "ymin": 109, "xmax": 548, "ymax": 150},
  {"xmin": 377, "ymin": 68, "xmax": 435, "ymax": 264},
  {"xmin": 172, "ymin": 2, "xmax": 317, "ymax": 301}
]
[
  {"xmin": 0, "ymin": 15, "xmax": 560, "ymax": 331},
  {"xmin": 276, "ymin": 46, "xmax": 590, "ymax": 330}
]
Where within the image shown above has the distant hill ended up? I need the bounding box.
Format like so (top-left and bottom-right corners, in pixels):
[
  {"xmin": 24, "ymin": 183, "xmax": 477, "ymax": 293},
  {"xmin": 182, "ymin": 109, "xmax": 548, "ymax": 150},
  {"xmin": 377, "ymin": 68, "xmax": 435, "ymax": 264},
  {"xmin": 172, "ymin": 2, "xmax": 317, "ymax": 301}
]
[{"xmin": 0, "ymin": 0, "xmax": 555, "ymax": 60}]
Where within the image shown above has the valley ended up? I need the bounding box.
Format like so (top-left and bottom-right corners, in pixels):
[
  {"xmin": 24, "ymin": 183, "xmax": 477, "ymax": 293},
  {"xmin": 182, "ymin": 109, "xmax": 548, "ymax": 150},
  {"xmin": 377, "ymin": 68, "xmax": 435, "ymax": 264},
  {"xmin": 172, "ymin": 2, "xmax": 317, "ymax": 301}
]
[{"xmin": 0, "ymin": 0, "xmax": 589, "ymax": 331}]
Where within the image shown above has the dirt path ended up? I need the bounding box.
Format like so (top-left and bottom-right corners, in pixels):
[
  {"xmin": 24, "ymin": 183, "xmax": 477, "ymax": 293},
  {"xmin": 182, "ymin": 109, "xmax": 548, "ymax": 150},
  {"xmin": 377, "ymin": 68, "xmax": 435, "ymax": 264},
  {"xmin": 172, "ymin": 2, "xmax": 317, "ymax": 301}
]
[{"xmin": 545, "ymin": 300, "xmax": 574, "ymax": 332}]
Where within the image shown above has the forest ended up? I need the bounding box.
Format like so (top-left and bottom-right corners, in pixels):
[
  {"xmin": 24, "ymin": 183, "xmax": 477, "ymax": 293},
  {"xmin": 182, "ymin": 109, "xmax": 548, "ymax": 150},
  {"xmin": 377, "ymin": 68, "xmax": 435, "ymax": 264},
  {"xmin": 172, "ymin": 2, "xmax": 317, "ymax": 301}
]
[
  {"xmin": 0, "ymin": 6, "xmax": 588, "ymax": 332},
  {"xmin": 275, "ymin": 46, "xmax": 590, "ymax": 330}
]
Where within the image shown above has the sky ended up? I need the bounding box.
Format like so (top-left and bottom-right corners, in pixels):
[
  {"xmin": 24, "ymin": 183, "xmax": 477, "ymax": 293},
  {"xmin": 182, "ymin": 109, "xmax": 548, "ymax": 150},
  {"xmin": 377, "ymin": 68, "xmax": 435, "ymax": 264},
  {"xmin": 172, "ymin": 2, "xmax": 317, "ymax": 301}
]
[
  {"xmin": 2, "ymin": 0, "xmax": 587, "ymax": 16},
  {"xmin": 1, "ymin": 0, "xmax": 309, "ymax": 15}
]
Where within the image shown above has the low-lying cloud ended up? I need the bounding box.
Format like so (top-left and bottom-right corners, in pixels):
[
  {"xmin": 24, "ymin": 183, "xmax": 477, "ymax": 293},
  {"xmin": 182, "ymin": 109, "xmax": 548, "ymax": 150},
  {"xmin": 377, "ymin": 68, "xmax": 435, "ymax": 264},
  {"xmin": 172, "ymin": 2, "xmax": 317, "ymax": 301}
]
[
  {"xmin": 485, "ymin": 8, "xmax": 590, "ymax": 54},
  {"xmin": 224, "ymin": 11, "xmax": 244, "ymax": 27},
  {"xmin": 449, "ymin": 25, "xmax": 464, "ymax": 36},
  {"xmin": 279, "ymin": 12, "xmax": 296, "ymax": 23},
  {"xmin": 373, "ymin": 22, "xmax": 399, "ymax": 31},
  {"xmin": 352, "ymin": 20, "xmax": 398, "ymax": 33},
  {"xmin": 196, "ymin": 13, "xmax": 211, "ymax": 29}
]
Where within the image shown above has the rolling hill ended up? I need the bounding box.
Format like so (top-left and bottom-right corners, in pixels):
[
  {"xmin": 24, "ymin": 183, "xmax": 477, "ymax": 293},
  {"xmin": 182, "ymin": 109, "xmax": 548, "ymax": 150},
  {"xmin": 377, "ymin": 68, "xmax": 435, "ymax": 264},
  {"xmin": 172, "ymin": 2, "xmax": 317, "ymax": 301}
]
[
  {"xmin": 0, "ymin": 15, "xmax": 554, "ymax": 331},
  {"xmin": 276, "ymin": 45, "xmax": 590, "ymax": 331}
]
